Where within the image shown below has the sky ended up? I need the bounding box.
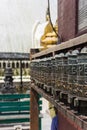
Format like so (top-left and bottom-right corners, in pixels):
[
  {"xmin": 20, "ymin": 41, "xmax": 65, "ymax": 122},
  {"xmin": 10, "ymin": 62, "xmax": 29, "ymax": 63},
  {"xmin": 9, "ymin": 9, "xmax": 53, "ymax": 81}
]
[{"xmin": 0, "ymin": 0, "xmax": 57, "ymax": 53}]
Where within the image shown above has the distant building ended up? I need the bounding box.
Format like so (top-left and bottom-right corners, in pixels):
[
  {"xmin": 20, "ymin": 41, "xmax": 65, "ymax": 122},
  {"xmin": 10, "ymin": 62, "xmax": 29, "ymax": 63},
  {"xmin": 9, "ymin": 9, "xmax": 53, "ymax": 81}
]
[{"xmin": 0, "ymin": 60, "xmax": 30, "ymax": 77}]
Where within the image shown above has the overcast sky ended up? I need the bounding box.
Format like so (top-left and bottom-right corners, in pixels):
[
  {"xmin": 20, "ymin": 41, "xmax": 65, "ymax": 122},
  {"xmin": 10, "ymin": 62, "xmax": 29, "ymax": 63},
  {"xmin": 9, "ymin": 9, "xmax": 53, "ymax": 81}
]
[{"xmin": 0, "ymin": 0, "xmax": 57, "ymax": 53}]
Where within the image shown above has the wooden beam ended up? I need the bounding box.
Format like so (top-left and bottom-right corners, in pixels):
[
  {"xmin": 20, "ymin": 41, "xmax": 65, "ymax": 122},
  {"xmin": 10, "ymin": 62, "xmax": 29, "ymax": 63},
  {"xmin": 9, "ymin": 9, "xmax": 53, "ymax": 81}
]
[
  {"xmin": 31, "ymin": 83, "xmax": 87, "ymax": 130},
  {"xmin": 31, "ymin": 34, "xmax": 87, "ymax": 59},
  {"xmin": 30, "ymin": 87, "xmax": 39, "ymax": 130}
]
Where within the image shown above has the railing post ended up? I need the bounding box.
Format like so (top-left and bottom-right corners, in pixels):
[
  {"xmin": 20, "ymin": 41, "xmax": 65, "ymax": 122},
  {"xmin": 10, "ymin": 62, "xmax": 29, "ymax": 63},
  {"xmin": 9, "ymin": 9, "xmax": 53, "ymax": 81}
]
[
  {"xmin": 30, "ymin": 87, "xmax": 39, "ymax": 130},
  {"xmin": 39, "ymin": 117, "xmax": 42, "ymax": 130}
]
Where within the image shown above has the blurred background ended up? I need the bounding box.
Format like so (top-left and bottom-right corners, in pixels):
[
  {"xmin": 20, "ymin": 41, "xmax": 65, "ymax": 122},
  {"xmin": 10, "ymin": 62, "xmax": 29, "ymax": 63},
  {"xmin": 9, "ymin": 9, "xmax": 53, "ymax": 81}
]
[{"xmin": 0, "ymin": 0, "xmax": 57, "ymax": 53}]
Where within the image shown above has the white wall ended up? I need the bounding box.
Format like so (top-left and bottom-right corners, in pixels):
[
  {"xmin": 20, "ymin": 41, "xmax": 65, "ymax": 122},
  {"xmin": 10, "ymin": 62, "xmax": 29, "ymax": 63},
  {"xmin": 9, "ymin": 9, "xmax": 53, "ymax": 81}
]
[{"xmin": 0, "ymin": 0, "xmax": 57, "ymax": 53}]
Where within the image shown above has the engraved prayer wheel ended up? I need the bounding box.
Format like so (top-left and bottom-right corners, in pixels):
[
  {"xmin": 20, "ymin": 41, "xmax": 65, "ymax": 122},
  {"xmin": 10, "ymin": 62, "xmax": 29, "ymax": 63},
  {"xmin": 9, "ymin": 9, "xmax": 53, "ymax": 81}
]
[
  {"xmin": 42, "ymin": 57, "xmax": 52, "ymax": 94},
  {"xmin": 51, "ymin": 57, "xmax": 56, "ymax": 87},
  {"xmin": 61, "ymin": 56, "xmax": 68, "ymax": 91},
  {"xmin": 55, "ymin": 55, "xmax": 62, "ymax": 90},
  {"xmin": 68, "ymin": 55, "xmax": 78, "ymax": 94},
  {"xmin": 77, "ymin": 53, "xmax": 87, "ymax": 97},
  {"xmin": 67, "ymin": 55, "xmax": 78, "ymax": 108}
]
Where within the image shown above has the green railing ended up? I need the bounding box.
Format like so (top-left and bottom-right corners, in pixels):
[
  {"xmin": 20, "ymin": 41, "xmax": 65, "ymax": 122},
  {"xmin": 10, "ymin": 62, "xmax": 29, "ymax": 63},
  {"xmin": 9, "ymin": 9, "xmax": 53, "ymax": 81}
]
[{"xmin": 0, "ymin": 93, "xmax": 42, "ymax": 130}]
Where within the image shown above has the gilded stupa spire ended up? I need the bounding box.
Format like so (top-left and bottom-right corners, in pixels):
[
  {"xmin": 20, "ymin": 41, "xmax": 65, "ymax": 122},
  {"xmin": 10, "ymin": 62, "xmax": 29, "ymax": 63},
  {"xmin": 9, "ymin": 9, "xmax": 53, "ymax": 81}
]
[{"xmin": 46, "ymin": 7, "xmax": 50, "ymax": 21}]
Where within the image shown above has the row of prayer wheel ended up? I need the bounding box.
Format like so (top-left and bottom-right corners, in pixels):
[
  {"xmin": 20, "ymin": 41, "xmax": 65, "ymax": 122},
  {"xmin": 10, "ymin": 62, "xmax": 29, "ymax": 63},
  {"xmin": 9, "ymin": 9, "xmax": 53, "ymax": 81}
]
[{"xmin": 30, "ymin": 48, "xmax": 87, "ymax": 99}]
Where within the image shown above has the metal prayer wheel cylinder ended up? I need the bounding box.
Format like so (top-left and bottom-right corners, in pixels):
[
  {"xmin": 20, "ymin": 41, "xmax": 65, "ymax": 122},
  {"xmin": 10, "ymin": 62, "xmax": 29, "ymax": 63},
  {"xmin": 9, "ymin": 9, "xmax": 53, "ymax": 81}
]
[
  {"xmin": 56, "ymin": 56, "xmax": 68, "ymax": 91},
  {"xmin": 55, "ymin": 55, "xmax": 59, "ymax": 89},
  {"xmin": 30, "ymin": 59, "xmax": 41, "ymax": 85},
  {"xmin": 39, "ymin": 59, "xmax": 42, "ymax": 84},
  {"xmin": 43, "ymin": 58, "xmax": 47, "ymax": 86},
  {"xmin": 68, "ymin": 55, "xmax": 78, "ymax": 94},
  {"xmin": 77, "ymin": 53, "xmax": 87, "ymax": 97},
  {"xmin": 58, "ymin": 57, "xmax": 63, "ymax": 85},
  {"xmin": 51, "ymin": 57, "xmax": 57, "ymax": 95},
  {"xmin": 53, "ymin": 55, "xmax": 61, "ymax": 99},
  {"xmin": 55, "ymin": 56, "xmax": 62, "ymax": 90},
  {"xmin": 39, "ymin": 59, "xmax": 44, "ymax": 87},
  {"xmin": 29, "ymin": 62, "xmax": 33, "ymax": 80},
  {"xmin": 35, "ymin": 60, "xmax": 39, "ymax": 83},
  {"xmin": 45, "ymin": 58, "xmax": 52, "ymax": 91},
  {"xmin": 30, "ymin": 60, "xmax": 36, "ymax": 81},
  {"xmin": 51, "ymin": 57, "xmax": 56, "ymax": 87},
  {"xmin": 30, "ymin": 61, "xmax": 34, "ymax": 79},
  {"xmin": 43, "ymin": 57, "xmax": 52, "ymax": 93},
  {"xmin": 37, "ymin": 60, "xmax": 40, "ymax": 83},
  {"xmin": 41, "ymin": 58, "xmax": 47, "ymax": 88},
  {"xmin": 61, "ymin": 56, "xmax": 68, "ymax": 91},
  {"xmin": 59, "ymin": 56, "xmax": 68, "ymax": 105}
]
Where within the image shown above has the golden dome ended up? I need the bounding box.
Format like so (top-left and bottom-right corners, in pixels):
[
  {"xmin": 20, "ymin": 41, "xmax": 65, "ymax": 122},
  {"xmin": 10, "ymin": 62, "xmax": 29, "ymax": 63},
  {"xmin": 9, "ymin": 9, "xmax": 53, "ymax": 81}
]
[
  {"xmin": 41, "ymin": 36, "xmax": 58, "ymax": 45},
  {"xmin": 40, "ymin": 19, "xmax": 58, "ymax": 50},
  {"xmin": 46, "ymin": 31, "xmax": 57, "ymax": 37}
]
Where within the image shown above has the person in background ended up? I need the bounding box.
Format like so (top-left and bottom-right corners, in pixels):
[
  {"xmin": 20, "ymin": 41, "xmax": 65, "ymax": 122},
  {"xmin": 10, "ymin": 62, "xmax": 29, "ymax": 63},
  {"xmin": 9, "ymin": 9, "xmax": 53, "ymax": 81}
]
[{"xmin": 48, "ymin": 102, "xmax": 59, "ymax": 130}]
